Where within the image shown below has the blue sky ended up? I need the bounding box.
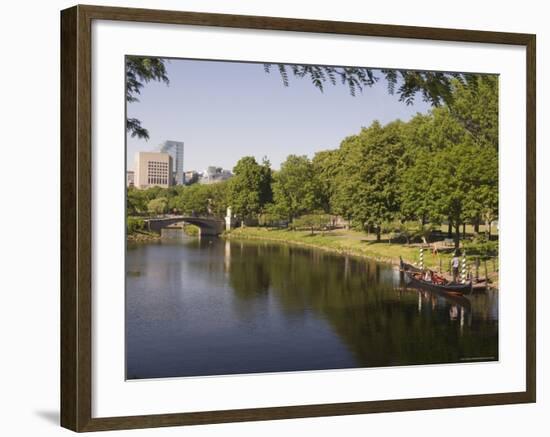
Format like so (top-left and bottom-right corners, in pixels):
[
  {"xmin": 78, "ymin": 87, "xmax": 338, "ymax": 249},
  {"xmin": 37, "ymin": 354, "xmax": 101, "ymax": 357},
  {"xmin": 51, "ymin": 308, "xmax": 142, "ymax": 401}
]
[{"xmin": 126, "ymin": 58, "xmax": 433, "ymax": 172}]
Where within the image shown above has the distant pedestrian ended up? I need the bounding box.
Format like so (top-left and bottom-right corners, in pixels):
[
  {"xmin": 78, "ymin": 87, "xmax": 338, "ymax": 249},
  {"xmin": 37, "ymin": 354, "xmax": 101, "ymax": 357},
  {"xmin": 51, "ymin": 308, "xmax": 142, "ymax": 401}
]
[{"xmin": 451, "ymin": 253, "xmax": 460, "ymax": 282}]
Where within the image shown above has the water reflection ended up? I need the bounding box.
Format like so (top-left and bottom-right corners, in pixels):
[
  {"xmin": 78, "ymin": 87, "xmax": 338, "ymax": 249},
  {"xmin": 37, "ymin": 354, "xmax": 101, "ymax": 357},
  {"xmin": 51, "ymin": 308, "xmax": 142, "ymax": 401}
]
[{"xmin": 126, "ymin": 236, "xmax": 498, "ymax": 379}]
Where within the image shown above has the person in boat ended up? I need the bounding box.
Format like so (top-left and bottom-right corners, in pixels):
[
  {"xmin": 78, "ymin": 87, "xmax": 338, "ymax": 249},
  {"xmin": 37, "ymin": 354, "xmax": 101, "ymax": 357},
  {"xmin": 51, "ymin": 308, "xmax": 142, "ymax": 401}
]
[
  {"xmin": 451, "ymin": 252, "xmax": 460, "ymax": 283},
  {"xmin": 423, "ymin": 270, "xmax": 433, "ymax": 282},
  {"xmin": 432, "ymin": 272, "xmax": 447, "ymax": 285}
]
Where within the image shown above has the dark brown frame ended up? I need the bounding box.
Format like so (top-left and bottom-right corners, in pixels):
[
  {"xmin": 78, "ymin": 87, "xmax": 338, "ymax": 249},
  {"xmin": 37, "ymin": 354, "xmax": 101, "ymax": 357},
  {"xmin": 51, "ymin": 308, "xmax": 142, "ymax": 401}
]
[{"xmin": 61, "ymin": 4, "xmax": 536, "ymax": 432}]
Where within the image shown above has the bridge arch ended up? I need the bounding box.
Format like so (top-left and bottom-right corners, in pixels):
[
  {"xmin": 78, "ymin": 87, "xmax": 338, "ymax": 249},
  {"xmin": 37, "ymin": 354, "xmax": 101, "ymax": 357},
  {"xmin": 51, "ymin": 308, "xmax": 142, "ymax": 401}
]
[{"xmin": 145, "ymin": 216, "xmax": 225, "ymax": 236}]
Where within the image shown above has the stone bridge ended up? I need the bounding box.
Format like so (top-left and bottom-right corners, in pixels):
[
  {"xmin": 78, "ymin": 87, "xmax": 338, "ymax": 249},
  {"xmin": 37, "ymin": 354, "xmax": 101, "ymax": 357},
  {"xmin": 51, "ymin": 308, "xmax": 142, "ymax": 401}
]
[{"xmin": 145, "ymin": 216, "xmax": 225, "ymax": 236}]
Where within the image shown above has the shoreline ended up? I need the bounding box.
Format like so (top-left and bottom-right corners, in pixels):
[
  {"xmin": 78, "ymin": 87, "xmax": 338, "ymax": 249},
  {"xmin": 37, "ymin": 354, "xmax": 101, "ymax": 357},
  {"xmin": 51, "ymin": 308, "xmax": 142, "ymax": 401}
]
[
  {"xmin": 224, "ymin": 227, "xmax": 499, "ymax": 289},
  {"xmin": 224, "ymin": 228, "xmax": 411, "ymax": 269},
  {"xmin": 127, "ymin": 227, "xmax": 498, "ymax": 289},
  {"xmin": 127, "ymin": 231, "xmax": 161, "ymax": 242}
]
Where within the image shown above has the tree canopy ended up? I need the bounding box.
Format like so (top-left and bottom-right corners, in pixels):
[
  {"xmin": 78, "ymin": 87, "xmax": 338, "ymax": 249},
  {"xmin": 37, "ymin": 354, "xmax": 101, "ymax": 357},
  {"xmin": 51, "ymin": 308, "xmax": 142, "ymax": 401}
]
[
  {"xmin": 271, "ymin": 155, "xmax": 321, "ymax": 222},
  {"xmin": 228, "ymin": 156, "xmax": 272, "ymax": 220},
  {"xmin": 126, "ymin": 70, "xmax": 498, "ymax": 249},
  {"xmin": 264, "ymin": 64, "xmax": 486, "ymax": 109}
]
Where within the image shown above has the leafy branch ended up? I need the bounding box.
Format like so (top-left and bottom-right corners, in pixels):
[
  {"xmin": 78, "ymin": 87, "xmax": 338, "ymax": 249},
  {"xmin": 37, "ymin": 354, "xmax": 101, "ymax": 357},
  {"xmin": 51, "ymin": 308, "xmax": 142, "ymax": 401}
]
[{"xmin": 126, "ymin": 56, "xmax": 169, "ymax": 140}]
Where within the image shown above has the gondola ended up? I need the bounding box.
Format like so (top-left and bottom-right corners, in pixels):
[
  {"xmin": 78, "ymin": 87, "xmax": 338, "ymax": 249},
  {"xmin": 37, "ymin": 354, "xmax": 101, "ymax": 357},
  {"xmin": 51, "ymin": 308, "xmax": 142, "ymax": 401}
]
[
  {"xmin": 399, "ymin": 259, "xmax": 422, "ymax": 273},
  {"xmin": 399, "ymin": 257, "xmax": 473, "ymax": 296}
]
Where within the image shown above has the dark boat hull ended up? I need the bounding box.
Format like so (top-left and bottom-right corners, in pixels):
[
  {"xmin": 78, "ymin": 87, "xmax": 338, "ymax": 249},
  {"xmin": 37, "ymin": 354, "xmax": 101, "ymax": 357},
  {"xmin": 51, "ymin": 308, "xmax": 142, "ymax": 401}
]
[
  {"xmin": 399, "ymin": 257, "xmax": 473, "ymax": 295},
  {"xmin": 405, "ymin": 272, "xmax": 472, "ymax": 295}
]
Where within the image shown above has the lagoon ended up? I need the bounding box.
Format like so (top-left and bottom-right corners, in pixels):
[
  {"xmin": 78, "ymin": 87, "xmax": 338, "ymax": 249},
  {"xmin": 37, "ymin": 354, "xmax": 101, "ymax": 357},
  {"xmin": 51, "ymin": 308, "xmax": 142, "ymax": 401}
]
[{"xmin": 126, "ymin": 236, "xmax": 498, "ymax": 379}]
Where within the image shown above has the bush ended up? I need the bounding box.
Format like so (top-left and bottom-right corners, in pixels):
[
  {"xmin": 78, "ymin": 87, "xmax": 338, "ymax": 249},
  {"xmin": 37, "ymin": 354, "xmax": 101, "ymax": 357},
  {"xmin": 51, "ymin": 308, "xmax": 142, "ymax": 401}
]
[
  {"xmin": 147, "ymin": 197, "xmax": 169, "ymax": 215},
  {"xmin": 464, "ymin": 234, "xmax": 498, "ymax": 258},
  {"xmin": 293, "ymin": 213, "xmax": 331, "ymax": 234},
  {"xmin": 183, "ymin": 224, "xmax": 200, "ymax": 237},
  {"xmin": 380, "ymin": 220, "xmax": 437, "ymax": 244},
  {"xmin": 127, "ymin": 217, "xmax": 145, "ymax": 234}
]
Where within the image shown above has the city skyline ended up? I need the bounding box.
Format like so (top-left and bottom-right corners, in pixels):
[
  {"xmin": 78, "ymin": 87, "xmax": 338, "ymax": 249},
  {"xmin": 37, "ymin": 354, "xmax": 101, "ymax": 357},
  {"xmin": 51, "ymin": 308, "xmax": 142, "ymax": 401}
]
[{"xmin": 126, "ymin": 58, "xmax": 432, "ymax": 172}]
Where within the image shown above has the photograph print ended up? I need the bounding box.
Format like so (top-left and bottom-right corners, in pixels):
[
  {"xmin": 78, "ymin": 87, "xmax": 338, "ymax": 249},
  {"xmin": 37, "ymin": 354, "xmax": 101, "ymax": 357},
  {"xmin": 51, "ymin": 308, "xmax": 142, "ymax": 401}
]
[{"xmin": 125, "ymin": 56, "xmax": 499, "ymax": 380}]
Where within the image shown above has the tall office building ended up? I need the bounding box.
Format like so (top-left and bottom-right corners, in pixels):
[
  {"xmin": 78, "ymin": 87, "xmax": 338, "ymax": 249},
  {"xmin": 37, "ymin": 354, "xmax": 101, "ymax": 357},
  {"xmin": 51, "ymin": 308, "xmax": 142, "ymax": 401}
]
[
  {"xmin": 134, "ymin": 152, "xmax": 173, "ymax": 189},
  {"xmin": 159, "ymin": 140, "xmax": 184, "ymax": 185}
]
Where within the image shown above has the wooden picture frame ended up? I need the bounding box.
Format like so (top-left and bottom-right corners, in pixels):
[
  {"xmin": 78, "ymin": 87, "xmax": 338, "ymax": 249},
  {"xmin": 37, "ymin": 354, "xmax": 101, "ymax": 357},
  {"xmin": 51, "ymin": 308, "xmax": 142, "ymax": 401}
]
[{"xmin": 60, "ymin": 4, "xmax": 536, "ymax": 432}]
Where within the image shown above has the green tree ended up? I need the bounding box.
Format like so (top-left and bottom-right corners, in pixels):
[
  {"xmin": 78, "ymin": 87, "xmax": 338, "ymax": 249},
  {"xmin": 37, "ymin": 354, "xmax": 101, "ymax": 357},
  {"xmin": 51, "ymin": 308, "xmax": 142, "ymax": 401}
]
[
  {"xmin": 206, "ymin": 181, "xmax": 230, "ymax": 217},
  {"xmin": 127, "ymin": 187, "xmax": 148, "ymax": 215},
  {"xmin": 399, "ymin": 107, "xmax": 469, "ymax": 224},
  {"xmin": 400, "ymin": 149, "xmax": 438, "ymax": 225},
  {"xmin": 147, "ymin": 197, "xmax": 168, "ymax": 215},
  {"xmin": 461, "ymin": 144, "xmax": 498, "ymax": 237},
  {"xmin": 165, "ymin": 185, "xmax": 186, "ymax": 213},
  {"xmin": 228, "ymin": 156, "xmax": 272, "ymax": 221},
  {"xmin": 426, "ymin": 140, "xmax": 498, "ymax": 248},
  {"xmin": 272, "ymin": 155, "xmax": 320, "ymax": 221},
  {"xmin": 175, "ymin": 184, "xmax": 210, "ymax": 216},
  {"xmin": 333, "ymin": 121, "xmax": 405, "ymax": 240},
  {"xmin": 126, "ymin": 217, "xmax": 145, "ymax": 234},
  {"xmin": 446, "ymin": 75, "xmax": 498, "ymax": 148},
  {"xmin": 312, "ymin": 149, "xmax": 342, "ymax": 214}
]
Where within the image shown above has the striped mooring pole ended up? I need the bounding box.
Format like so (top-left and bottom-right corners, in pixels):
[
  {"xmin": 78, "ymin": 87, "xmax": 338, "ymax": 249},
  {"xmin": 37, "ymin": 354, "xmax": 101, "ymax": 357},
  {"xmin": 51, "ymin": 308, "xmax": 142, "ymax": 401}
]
[
  {"xmin": 461, "ymin": 250, "xmax": 467, "ymax": 284},
  {"xmin": 419, "ymin": 247, "xmax": 424, "ymax": 271}
]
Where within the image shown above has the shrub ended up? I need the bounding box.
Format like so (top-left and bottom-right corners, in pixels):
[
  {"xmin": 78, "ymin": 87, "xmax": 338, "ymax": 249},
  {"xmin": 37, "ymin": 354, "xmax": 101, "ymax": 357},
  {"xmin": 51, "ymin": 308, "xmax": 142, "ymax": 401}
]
[
  {"xmin": 127, "ymin": 217, "xmax": 145, "ymax": 234},
  {"xmin": 183, "ymin": 224, "xmax": 200, "ymax": 237},
  {"xmin": 293, "ymin": 213, "xmax": 331, "ymax": 235},
  {"xmin": 147, "ymin": 197, "xmax": 169, "ymax": 215},
  {"xmin": 464, "ymin": 234, "xmax": 498, "ymax": 259}
]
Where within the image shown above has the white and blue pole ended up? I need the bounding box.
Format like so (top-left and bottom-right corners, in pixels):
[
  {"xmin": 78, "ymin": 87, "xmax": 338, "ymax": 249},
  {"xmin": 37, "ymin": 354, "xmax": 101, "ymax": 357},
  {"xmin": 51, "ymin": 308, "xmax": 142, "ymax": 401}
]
[{"xmin": 461, "ymin": 250, "xmax": 467, "ymax": 284}]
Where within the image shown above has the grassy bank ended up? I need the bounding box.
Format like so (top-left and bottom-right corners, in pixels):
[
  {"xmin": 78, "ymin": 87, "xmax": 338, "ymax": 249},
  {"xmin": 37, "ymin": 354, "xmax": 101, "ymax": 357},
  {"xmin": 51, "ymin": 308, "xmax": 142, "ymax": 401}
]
[
  {"xmin": 127, "ymin": 230, "xmax": 161, "ymax": 242},
  {"xmin": 226, "ymin": 227, "xmax": 436, "ymax": 266},
  {"xmin": 226, "ymin": 227, "xmax": 499, "ymax": 283}
]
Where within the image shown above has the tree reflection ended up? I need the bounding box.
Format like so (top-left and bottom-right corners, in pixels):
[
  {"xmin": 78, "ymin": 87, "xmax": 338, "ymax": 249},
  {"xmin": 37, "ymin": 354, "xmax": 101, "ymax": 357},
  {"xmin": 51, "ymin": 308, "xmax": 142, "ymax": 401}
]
[{"xmin": 226, "ymin": 239, "xmax": 498, "ymax": 367}]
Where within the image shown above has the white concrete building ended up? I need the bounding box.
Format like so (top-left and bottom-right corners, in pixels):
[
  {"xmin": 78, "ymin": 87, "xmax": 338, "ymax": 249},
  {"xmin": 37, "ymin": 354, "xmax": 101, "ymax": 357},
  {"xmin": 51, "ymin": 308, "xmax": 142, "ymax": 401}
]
[{"xmin": 134, "ymin": 152, "xmax": 173, "ymax": 189}]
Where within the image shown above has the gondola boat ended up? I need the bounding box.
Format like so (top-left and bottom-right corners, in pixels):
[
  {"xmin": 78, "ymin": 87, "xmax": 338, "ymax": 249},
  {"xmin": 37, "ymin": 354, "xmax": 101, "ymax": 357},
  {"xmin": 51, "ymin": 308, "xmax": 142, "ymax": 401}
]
[
  {"xmin": 399, "ymin": 259, "xmax": 422, "ymax": 273},
  {"xmin": 399, "ymin": 257, "xmax": 473, "ymax": 296}
]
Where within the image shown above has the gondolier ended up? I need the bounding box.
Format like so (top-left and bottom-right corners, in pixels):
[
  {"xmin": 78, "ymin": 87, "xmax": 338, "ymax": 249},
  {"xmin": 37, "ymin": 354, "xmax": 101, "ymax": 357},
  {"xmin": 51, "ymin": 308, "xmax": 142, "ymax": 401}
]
[{"xmin": 451, "ymin": 253, "xmax": 460, "ymax": 282}]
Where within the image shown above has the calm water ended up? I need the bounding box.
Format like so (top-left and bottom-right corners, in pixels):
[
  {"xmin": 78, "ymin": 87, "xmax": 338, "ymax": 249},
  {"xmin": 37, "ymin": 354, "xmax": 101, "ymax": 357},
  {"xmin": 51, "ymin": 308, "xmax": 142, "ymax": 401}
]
[{"xmin": 126, "ymin": 234, "xmax": 498, "ymax": 379}]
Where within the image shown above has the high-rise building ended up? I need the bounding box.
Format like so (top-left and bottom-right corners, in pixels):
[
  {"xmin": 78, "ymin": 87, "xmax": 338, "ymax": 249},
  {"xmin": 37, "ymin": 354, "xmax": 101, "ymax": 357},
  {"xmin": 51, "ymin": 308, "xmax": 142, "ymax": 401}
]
[
  {"xmin": 159, "ymin": 140, "xmax": 184, "ymax": 185},
  {"xmin": 134, "ymin": 152, "xmax": 173, "ymax": 189}
]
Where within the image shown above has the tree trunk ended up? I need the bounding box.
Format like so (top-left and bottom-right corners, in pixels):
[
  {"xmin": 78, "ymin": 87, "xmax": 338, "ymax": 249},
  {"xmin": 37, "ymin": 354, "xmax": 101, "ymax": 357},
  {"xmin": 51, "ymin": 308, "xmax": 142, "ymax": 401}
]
[
  {"xmin": 376, "ymin": 226, "xmax": 381, "ymax": 241},
  {"xmin": 474, "ymin": 216, "xmax": 480, "ymax": 233},
  {"xmin": 462, "ymin": 223, "xmax": 466, "ymax": 239},
  {"xmin": 454, "ymin": 222, "xmax": 461, "ymax": 249},
  {"xmin": 447, "ymin": 220, "xmax": 453, "ymax": 238}
]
